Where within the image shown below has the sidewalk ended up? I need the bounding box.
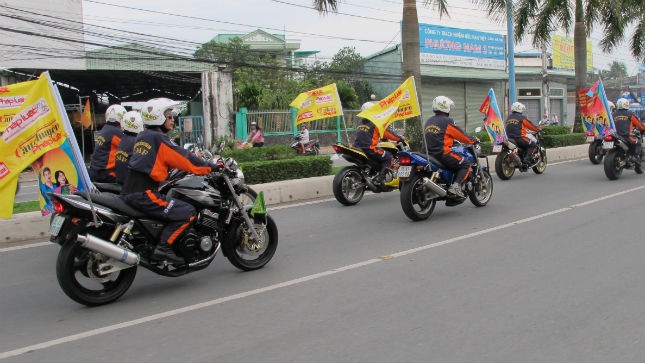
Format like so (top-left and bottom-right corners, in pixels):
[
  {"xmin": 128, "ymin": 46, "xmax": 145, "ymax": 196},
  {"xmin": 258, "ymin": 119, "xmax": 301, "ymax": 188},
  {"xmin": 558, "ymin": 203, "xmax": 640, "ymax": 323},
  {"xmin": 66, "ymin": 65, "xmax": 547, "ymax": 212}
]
[{"xmin": 1, "ymin": 144, "xmax": 588, "ymax": 245}]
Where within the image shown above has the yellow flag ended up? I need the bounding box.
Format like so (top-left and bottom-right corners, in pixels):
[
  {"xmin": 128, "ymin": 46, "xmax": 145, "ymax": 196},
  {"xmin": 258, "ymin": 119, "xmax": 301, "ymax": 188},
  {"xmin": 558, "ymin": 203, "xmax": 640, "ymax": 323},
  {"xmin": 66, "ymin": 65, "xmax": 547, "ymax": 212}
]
[
  {"xmin": 0, "ymin": 79, "xmax": 38, "ymax": 133},
  {"xmin": 289, "ymin": 83, "xmax": 343, "ymax": 125},
  {"xmin": 80, "ymin": 98, "xmax": 92, "ymax": 129},
  {"xmin": 357, "ymin": 76, "xmax": 421, "ymax": 136}
]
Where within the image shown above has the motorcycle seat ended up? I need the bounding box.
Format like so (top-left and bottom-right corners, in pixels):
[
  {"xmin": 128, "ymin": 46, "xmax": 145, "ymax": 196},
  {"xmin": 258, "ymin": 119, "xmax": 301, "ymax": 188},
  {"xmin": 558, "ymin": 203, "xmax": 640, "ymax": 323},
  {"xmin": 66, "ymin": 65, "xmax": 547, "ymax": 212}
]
[
  {"xmin": 93, "ymin": 182, "xmax": 122, "ymax": 194},
  {"xmin": 426, "ymin": 154, "xmax": 446, "ymax": 169},
  {"xmin": 80, "ymin": 192, "xmax": 148, "ymax": 218}
]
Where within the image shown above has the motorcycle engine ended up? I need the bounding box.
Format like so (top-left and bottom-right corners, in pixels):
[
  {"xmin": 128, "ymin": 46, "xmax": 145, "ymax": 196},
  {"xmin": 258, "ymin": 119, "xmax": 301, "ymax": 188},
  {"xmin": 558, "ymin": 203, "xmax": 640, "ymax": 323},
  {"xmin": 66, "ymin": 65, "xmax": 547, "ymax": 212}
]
[{"xmin": 175, "ymin": 210, "xmax": 221, "ymax": 261}]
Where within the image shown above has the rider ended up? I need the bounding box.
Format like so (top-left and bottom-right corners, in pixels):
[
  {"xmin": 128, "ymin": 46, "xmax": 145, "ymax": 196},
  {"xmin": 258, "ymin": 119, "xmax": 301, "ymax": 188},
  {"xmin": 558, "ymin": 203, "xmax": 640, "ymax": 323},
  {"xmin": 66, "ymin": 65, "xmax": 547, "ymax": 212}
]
[
  {"xmin": 505, "ymin": 102, "xmax": 542, "ymax": 165},
  {"xmin": 424, "ymin": 96, "xmax": 479, "ymax": 198},
  {"xmin": 612, "ymin": 97, "xmax": 645, "ymax": 170},
  {"xmin": 114, "ymin": 111, "xmax": 144, "ymax": 185},
  {"xmin": 297, "ymin": 124, "xmax": 310, "ymax": 154},
  {"xmin": 89, "ymin": 104, "xmax": 125, "ymax": 183},
  {"xmin": 354, "ymin": 96, "xmax": 405, "ymax": 185},
  {"xmin": 120, "ymin": 98, "xmax": 222, "ymax": 263}
]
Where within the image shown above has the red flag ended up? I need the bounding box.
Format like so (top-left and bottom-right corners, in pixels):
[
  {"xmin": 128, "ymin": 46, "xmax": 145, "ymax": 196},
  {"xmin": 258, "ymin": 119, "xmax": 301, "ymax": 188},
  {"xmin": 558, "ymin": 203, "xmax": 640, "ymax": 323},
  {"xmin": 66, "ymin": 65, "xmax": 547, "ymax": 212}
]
[{"xmin": 80, "ymin": 98, "xmax": 91, "ymax": 129}]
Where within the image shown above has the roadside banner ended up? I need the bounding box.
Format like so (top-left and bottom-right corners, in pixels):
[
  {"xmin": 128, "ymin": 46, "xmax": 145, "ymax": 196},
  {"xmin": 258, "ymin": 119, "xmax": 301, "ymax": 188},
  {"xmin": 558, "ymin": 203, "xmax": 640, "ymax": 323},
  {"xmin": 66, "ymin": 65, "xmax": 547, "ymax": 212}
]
[
  {"xmin": 0, "ymin": 72, "xmax": 92, "ymax": 219},
  {"xmin": 0, "ymin": 79, "xmax": 38, "ymax": 133},
  {"xmin": 582, "ymin": 80, "xmax": 614, "ymax": 137},
  {"xmin": 479, "ymin": 88, "xmax": 507, "ymax": 144},
  {"xmin": 290, "ymin": 83, "xmax": 343, "ymax": 125},
  {"xmin": 357, "ymin": 76, "xmax": 421, "ymax": 136},
  {"xmin": 80, "ymin": 98, "xmax": 92, "ymax": 129}
]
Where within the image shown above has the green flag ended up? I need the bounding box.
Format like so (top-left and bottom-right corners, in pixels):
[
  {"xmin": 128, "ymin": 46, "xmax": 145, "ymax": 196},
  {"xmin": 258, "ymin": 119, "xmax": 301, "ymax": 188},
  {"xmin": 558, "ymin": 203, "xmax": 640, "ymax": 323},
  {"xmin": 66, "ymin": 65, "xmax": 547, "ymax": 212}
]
[{"xmin": 250, "ymin": 191, "xmax": 266, "ymax": 217}]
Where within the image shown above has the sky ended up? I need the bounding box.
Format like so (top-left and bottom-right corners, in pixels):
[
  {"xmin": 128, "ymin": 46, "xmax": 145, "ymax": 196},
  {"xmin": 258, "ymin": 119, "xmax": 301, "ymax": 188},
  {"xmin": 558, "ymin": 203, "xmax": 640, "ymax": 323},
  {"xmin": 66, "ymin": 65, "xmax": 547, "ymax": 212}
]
[{"xmin": 78, "ymin": 0, "xmax": 641, "ymax": 75}]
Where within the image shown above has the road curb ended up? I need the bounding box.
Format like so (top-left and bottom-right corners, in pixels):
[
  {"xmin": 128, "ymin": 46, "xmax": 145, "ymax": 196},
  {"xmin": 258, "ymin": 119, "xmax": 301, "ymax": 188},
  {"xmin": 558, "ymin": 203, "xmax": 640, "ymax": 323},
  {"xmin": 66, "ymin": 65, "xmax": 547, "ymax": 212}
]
[{"xmin": 1, "ymin": 144, "xmax": 588, "ymax": 245}]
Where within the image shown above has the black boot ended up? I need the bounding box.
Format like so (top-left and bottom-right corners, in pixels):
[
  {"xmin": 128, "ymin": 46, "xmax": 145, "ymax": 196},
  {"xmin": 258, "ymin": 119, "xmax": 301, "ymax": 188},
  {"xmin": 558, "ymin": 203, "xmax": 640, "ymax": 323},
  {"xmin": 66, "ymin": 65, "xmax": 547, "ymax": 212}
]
[{"xmin": 151, "ymin": 243, "xmax": 184, "ymax": 264}]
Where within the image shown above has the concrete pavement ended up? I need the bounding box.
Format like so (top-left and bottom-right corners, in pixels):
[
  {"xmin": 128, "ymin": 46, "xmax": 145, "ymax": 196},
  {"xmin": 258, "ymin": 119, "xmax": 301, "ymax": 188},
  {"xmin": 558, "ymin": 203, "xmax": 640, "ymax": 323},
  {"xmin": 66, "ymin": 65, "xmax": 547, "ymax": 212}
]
[{"xmin": 1, "ymin": 144, "xmax": 589, "ymax": 245}]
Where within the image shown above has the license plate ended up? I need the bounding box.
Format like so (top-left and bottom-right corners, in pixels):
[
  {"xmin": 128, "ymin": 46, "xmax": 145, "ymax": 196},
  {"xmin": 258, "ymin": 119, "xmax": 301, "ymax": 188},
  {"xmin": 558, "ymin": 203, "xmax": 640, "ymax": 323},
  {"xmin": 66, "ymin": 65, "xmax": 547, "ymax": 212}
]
[
  {"xmin": 49, "ymin": 215, "xmax": 65, "ymax": 237},
  {"xmin": 492, "ymin": 144, "xmax": 502, "ymax": 153},
  {"xmin": 602, "ymin": 141, "xmax": 614, "ymax": 149},
  {"xmin": 586, "ymin": 136, "xmax": 595, "ymax": 142},
  {"xmin": 397, "ymin": 165, "xmax": 412, "ymax": 178}
]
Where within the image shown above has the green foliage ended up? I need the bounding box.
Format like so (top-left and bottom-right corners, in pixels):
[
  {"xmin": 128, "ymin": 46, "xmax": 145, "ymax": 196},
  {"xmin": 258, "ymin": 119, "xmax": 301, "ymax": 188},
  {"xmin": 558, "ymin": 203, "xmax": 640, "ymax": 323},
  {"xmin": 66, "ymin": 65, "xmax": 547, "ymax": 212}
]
[
  {"xmin": 221, "ymin": 145, "xmax": 296, "ymax": 162},
  {"xmin": 241, "ymin": 156, "xmax": 332, "ymax": 184},
  {"xmin": 541, "ymin": 133, "xmax": 587, "ymax": 147},
  {"xmin": 539, "ymin": 126, "xmax": 571, "ymax": 135},
  {"xmin": 405, "ymin": 116, "xmax": 424, "ymax": 151},
  {"xmin": 13, "ymin": 201, "xmax": 40, "ymax": 214},
  {"xmin": 336, "ymin": 82, "xmax": 359, "ymax": 109}
]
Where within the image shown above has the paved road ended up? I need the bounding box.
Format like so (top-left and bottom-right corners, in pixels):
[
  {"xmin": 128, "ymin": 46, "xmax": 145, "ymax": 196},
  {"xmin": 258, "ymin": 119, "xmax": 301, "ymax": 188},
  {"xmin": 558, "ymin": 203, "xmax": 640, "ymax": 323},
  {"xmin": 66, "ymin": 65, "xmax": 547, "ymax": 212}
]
[{"xmin": 1, "ymin": 159, "xmax": 644, "ymax": 362}]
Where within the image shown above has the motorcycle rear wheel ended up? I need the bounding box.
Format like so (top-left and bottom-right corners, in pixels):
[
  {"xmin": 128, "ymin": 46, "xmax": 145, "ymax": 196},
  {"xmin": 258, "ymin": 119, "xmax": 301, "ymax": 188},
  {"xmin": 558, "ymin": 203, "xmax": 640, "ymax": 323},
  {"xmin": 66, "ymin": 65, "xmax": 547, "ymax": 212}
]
[
  {"xmin": 222, "ymin": 215, "xmax": 278, "ymax": 271},
  {"xmin": 469, "ymin": 170, "xmax": 493, "ymax": 207},
  {"xmin": 603, "ymin": 149, "xmax": 623, "ymax": 180},
  {"xmin": 332, "ymin": 166, "xmax": 365, "ymax": 206},
  {"xmin": 56, "ymin": 241, "xmax": 137, "ymax": 306},
  {"xmin": 588, "ymin": 140, "xmax": 603, "ymax": 164},
  {"xmin": 399, "ymin": 173, "xmax": 437, "ymax": 221},
  {"xmin": 495, "ymin": 151, "xmax": 515, "ymax": 180}
]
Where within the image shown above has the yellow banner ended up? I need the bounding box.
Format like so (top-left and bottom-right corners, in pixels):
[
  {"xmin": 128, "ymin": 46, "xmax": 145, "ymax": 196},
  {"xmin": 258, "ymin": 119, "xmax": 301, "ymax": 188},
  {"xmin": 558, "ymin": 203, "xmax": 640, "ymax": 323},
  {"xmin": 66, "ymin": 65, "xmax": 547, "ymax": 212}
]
[
  {"xmin": 289, "ymin": 83, "xmax": 343, "ymax": 125},
  {"xmin": 0, "ymin": 79, "xmax": 38, "ymax": 133},
  {"xmin": 552, "ymin": 35, "xmax": 593, "ymax": 71},
  {"xmin": 356, "ymin": 76, "xmax": 421, "ymax": 136},
  {"xmin": 0, "ymin": 73, "xmax": 70, "ymax": 218},
  {"xmin": 81, "ymin": 98, "xmax": 92, "ymax": 129}
]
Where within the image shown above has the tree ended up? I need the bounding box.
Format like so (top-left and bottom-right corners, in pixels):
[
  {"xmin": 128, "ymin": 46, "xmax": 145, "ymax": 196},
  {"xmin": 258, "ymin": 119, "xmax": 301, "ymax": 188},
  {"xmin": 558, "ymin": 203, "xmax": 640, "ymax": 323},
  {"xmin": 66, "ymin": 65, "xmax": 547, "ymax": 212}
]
[{"xmin": 313, "ymin": 0, "xmax": 449, "ymax": 149}]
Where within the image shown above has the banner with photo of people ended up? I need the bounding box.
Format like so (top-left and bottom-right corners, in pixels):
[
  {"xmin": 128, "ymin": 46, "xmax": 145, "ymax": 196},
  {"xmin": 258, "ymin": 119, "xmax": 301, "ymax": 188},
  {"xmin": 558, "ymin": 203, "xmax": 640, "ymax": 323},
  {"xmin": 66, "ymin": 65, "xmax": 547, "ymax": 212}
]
[{"xmin": 580, "ymin": 80, "xmax": 615, "ymax": 138}]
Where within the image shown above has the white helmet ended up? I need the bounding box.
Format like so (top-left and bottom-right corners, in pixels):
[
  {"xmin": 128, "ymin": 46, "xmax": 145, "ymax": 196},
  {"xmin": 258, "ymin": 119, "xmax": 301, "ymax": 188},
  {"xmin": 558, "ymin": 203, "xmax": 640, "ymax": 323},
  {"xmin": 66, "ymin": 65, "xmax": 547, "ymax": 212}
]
[
  {"xmin": 140, "ymin": 98, "xmax": 179, "ymax": 126},
  {"xmin": 432, "ymin": 96, "xmax": 455, "ymax": 113},
  {"xmin": 616, "ymin": 98, "xmax": 630, "ymax": 110},
  {"xmin": 121, "ymin": 111, "xmax": 144, "ymax": 134},
  {"xmin": 511, "ymin": 102, "xmax": 526, "ymax": 113},
  {"xmin": 370, "ymin": 94, "xmax": 376, "ymax": 100},
  {"xmin": 608, "ymin": 101, "xmax": 615, "ymax": 111},
  {"xmin": 105, "ymin": 104, "xmax": 126, "ymax": 123}
]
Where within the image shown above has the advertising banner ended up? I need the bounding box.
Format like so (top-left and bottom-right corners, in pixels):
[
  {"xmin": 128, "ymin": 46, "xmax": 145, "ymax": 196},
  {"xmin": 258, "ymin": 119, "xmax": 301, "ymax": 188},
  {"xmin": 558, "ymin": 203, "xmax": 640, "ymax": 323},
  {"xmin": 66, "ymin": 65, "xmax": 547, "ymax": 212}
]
[
  {"xmin": 552, "ymin": 35, "xmax": 593, "ymax": 71},
  {"xmin": 479, "ymin": 88, "xmax": 507, "ymax": 144},
  {"xmin": 289, "ymin": 83, "xmax": 343, "ymax": 125},
  {"xmin": 581, "ymin": 80, "xmax": 614, "ymax": 138}
]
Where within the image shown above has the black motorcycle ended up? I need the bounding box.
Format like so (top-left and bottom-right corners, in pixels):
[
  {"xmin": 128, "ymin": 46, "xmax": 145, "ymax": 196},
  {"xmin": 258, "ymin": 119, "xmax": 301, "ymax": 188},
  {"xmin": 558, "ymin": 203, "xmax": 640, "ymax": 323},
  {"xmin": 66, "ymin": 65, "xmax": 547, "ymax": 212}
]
[
  {"xmin": 602, "ymin": 129, "xmax": 644, "ymax": 180},
  {"xmin": 290, "ymin": 134, "xmax": 320, "ymax": 155},
  {"xmin": 494, "ymin": 131, "xmax": 547, "ymax": 180},
  {"xmin": 48, "ymin": 157, "xmax": 278, "ymax": 306}
]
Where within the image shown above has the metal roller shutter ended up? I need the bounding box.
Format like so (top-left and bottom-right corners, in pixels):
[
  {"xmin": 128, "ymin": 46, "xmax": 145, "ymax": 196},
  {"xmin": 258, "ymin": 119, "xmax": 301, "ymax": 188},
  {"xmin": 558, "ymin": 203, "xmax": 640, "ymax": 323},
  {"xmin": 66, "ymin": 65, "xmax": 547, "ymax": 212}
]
[
  {"xmin": 465, "ymin": 82, "xmax": 505, "ymax": 133},
  {"xmin": 420, "ymin": 80, "xmax": 466, "ymax": 126}
]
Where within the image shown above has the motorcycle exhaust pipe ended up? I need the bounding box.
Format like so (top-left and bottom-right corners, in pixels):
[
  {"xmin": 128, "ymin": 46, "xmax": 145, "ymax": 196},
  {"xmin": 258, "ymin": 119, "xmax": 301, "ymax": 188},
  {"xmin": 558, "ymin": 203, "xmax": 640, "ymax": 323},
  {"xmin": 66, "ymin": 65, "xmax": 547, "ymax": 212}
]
[
  {"xmin": 77, "ymin": 234, "xmax": 140, "ymax": 265},
  {"xmin": 422, "ymin": 178, "xmax": 447, "ymax": 197}
]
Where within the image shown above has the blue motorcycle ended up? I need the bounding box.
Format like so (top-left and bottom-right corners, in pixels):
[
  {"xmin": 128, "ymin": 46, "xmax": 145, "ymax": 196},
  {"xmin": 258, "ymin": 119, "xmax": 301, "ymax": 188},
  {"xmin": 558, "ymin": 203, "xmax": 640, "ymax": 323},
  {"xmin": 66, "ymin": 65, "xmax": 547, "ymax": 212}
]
[{"xmin": 396, "ymin": 142, "xmax": 493, "ymax": 221}]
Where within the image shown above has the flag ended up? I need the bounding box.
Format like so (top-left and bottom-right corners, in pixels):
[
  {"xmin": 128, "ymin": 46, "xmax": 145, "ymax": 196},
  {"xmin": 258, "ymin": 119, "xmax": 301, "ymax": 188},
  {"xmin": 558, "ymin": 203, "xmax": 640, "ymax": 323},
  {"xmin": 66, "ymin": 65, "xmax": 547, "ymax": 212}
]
[
  {"xmin": 289, "ymin": 84, "xmax": 343, "ymax": 125},
  {"xmin": 80, "ymin": 98, "xmax": 91, "ymax": 129},
  {"xmin": 356, "ymin": 76, "xmax": 421, "ymax": 136},
  {"xmin": 250, "ymin": 191, "xmax": 266, "ymax": 217},
  {"xmin": 583, "ymin": 80, "xmax": 614, "ymax": 137},
  {"xmin": 479, "ymin": 88, "xmax": 507, "ymax": 144},
  {"xmin": 0, "ymin": 72, "xmax": 92, "ymax": 219}
]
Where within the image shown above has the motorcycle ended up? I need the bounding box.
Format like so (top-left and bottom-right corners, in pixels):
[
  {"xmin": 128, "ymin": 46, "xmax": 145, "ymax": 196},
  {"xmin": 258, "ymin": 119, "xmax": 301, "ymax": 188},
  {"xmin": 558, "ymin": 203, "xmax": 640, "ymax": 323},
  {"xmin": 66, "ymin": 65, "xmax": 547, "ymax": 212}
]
[
  {"xmin": 602, "ymin": 129, "xmax": 644, "ymax": 180},
  {"xmin": 331, "ymin": 140, "xmax": 409, "ymax": 206},
  {"xmin": 48, "ymin": 157, "xmax": 278, "ymax": 306},
  {"xmin": 290, "ymin": 134, "xmax": 320, "ymax": 155},
  {"xmin": 586, "ymin": 132, "xmax": 605, "ymax": 164},
  {"xmin": 493, "ymin": 130, "xmax": 547, "ymax": 180},
  {"xmin": 396, "ymin": 139, "xmax": 493, "ymax": 221}
]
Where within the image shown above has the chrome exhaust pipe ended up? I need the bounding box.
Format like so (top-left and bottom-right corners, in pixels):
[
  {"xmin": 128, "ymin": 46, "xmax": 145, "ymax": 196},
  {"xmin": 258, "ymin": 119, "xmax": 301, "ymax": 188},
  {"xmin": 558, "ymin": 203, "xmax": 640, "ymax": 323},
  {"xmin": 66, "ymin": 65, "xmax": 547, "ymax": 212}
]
[
  {"xmin": 77, "ymin": 234, "xmax": 140, "ymax": 265},
  {"xmin": 422, "ymin": 178, "xmax": 447, "ymax": 197}
]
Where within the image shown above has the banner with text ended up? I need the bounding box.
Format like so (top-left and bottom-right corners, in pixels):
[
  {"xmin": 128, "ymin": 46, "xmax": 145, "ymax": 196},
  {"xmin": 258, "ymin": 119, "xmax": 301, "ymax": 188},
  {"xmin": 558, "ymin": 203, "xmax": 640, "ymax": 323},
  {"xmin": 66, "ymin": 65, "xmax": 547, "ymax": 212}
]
[
  {"xmin": 479, "ymin": 88, "xmax": 507, "ymax": 144},
  {"xmin": 552, "ymin": 35, "xmax": 593, "ymax": 71},
  {"xmin": 289, "ymin": 83, "xmax": 343, "ymax": 125}
]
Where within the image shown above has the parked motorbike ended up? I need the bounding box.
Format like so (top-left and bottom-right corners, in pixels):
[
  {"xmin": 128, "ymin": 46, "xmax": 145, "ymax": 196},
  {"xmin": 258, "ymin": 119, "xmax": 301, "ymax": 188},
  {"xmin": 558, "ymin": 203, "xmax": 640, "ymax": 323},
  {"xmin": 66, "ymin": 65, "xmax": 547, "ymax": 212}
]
[
  {"xmin": 602, "ymin": 129, "xmax": 644, "ymax": 180},
  {"xmin": 586, "ymin": 132, "xmax": 605, "ymax": 164},
  {"xmin": 396, "ymin": 140, "xmax": 493, "ymax": 221},
  {"xmin": 331, "ymin": 140, "xmax": 409, "ymax": 206},
  {"xmin": 290, "ymin": 135, "xmax": 320, "ymax": 155},
  {"xmin": 48, "ymin": 157, "xmax": 277, "ymax": 306},
  {"xmin": 493, "ymin": 130, "xmax": 547, "ymax": 180}
]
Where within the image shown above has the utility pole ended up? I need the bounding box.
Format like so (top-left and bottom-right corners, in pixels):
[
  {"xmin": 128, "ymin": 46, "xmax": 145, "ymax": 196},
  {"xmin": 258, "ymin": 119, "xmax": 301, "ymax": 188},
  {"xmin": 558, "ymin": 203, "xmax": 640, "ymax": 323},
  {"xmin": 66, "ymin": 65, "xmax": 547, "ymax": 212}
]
[
  {"xmin": 506, "ymin": 0, "xmax": 517, "ymax": 105},
  {"xmin": 541, "ymin": 44, "xmax": 550, "ymax": 121}
]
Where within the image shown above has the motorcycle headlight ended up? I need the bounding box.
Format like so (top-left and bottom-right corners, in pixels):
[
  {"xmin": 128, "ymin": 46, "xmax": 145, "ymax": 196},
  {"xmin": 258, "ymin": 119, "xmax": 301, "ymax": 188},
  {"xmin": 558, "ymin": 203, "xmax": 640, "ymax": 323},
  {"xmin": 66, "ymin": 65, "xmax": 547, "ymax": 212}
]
[{"xmin": 225, "ymin": 157, "xmax": 238, "ymax": 172}]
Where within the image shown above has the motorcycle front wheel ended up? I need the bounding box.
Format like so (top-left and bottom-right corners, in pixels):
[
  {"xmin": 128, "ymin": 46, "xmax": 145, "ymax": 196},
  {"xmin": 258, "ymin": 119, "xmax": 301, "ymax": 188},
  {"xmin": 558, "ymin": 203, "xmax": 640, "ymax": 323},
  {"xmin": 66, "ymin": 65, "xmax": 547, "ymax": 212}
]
[
  {"xmin": 469, "ymin": 170, "xmax": 493, "ymax": 207},
  {"xmin": 56, "ymin": 240, "xmax": 137, "ymax": 306},
  {"xmin": 332, "ymin": 166, "xmax": 365, "ymax": 206},
  {"xmin": 495, "ymin": 151, "xmax": 515, "ymax": 180},
  {"xmin": 588, "ymin": 140, "xmax": 603, "ymax": 164},
  {"xmin": 603, "ymin": 149, "xmax": 623, "ymax": 180},
  {"xmin": 399, "ymin": 173, "xmax": 437, "ymax": 221},
  {"xmin": 222, "ymin": 215, "xmax": 278, "ymax": 271},
  {"xmin": 532, "ymin": 148, "xmax": 547, "ymax": 174}
]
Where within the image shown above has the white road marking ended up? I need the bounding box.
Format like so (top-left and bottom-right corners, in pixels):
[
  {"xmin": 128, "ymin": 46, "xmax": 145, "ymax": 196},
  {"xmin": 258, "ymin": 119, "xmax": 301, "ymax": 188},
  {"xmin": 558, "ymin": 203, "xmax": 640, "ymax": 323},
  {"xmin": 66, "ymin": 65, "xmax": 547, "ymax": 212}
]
[
  {"xmin": 0, "ymin": 185, "xmax": 642, "ymax": 360},
  {"xmin": 0, "ymin": 242, "xmax": 51, "ymax": 253}
]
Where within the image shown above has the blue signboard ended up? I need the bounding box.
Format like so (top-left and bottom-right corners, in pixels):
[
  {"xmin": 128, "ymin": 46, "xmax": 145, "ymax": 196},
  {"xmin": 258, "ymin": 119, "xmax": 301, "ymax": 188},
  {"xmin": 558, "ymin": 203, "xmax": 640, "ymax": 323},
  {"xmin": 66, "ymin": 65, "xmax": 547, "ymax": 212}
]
[{"xmin": 419, "ymin": 23, "xmax": 506, "ymax": 70}]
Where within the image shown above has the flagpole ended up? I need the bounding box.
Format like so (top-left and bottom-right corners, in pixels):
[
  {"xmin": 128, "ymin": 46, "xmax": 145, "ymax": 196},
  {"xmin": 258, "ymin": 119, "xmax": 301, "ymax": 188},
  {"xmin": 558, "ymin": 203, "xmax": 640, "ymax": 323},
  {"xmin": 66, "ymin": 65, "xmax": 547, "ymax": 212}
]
[{"xmin": 78, "ymin": 95, "xmax": 85, "ymax": 161}]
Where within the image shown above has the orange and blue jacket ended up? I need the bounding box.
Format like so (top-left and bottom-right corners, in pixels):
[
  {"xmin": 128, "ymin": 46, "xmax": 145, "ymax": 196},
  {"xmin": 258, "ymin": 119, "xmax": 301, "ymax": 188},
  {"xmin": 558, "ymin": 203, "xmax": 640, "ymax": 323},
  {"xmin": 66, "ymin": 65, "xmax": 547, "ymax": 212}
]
[
  {"xmin": 505, "ymin": 112, "xmax": 539, "ymax": 140},
  {"xmin": 89, "ymin": 122, "xmax": 122, "ymax": 177},
  {"xmin": 121, "ymin": 129, "xmax": 213, "ymax": 194},
  {"xmin": 114, "ymin": 132, "xmax": 137, "ymax": 185},
  {"xmin": 612, "ymin": 109, "xmax": 645, "ymax": 141},
  {"xmin": 424, "ymin": 114, "xmax": 477, "ymax": 155},
  {"xmin": 354, "ymin": 121, "xmax": 403, "ymax": 151}
]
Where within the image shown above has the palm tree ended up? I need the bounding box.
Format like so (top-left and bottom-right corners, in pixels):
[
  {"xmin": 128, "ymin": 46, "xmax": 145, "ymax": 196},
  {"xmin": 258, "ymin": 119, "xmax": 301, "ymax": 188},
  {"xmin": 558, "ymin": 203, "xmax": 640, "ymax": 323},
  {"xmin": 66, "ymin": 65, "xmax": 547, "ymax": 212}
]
[{"xmin": 313, "ymin": 0, "xmax": 448, "ymax": 148}]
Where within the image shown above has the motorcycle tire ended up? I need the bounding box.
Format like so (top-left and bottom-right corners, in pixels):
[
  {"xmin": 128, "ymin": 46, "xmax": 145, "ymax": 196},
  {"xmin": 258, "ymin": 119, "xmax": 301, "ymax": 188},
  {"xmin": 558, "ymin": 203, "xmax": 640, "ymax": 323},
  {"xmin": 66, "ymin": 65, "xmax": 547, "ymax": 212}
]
[
  {"xmin": 468, "ymin": 170, "xmax": 493, "ymax": 207},
  {"xmin": 603, "ymin": 149, "xmax": 623, "ymax": 180},
  {"xmin": 222, "ymin": 214, "xmax": 278, "ymax": 271},
  {"xmin": 532, "ymin": 149, "xmax": 547, "ymax": 174},
  {"xmin": 495, "ymin": 150, "xmax": 515, "ymax": 180},
  {"xmin": 399, "ymin": 173, "xmax": 437, "ymax": 221},
  {"xmin": 56, "ymin": 240, "xmax": 137, "ymax": 306},
  {"xmin": 332, "ymin": 166, "xmax": 365, "ymax": 206},
  {"xmin": 588, "ymin": 140, "xmax": 603, "ymax": 164},
  {"xmin": 312, "ymin": 145, "xmax": 320, "ymax": 155}
]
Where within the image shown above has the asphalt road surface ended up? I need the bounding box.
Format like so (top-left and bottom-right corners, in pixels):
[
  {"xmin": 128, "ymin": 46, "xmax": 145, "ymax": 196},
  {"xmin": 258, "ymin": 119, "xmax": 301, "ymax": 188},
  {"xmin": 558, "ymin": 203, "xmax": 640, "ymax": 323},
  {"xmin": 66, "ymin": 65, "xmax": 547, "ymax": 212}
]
[{"xmin": 1, "ymin": 158, "xmax": 644, "ymax": 363}]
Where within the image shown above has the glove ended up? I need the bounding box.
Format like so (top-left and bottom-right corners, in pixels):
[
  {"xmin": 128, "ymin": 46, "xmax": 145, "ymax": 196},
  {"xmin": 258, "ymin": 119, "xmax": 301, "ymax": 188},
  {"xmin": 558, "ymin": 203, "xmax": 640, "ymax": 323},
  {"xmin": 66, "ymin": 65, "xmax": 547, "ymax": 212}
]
[{"xmin": 210, "ymin": 160, "xmax": 225, "ymax": 173}]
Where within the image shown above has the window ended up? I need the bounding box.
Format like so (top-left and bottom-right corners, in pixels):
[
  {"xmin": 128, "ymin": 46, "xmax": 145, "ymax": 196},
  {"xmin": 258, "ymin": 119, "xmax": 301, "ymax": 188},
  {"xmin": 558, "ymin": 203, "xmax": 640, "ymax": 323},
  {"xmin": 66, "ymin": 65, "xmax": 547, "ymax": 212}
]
[{"xmin": 518, "ymin": 88, "xmax": 541, "ymax": 97}]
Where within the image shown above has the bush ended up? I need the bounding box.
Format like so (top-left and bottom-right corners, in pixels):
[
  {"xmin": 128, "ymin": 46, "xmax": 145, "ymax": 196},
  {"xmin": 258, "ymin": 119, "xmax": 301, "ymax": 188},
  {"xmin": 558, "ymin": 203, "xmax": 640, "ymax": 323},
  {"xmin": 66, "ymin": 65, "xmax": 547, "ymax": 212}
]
[
  {"xmin": 241, "ymin": 156, "xmax": 332, "ymax": 184},
  {"xmin": 222, "ymin": 145, "xmax": 295, "ymax": 162},
  {"xmin": 541, "ymin": 133, "xmax": 586, "ymax": 148},
  {"xmin": 540, "ymin": 126, "xmax": 570, "ymax": 135}
]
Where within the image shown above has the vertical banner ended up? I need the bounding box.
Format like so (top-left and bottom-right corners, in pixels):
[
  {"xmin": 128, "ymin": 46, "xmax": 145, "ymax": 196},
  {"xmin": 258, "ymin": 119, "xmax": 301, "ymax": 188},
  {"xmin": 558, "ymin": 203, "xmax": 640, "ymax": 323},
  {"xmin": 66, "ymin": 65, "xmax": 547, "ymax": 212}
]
[
  {"xmin": 80, "ymin": 98, "xmax": 91, "ymax": 129},
  {"xmin": 0, "ymin": 72, "xmax": 92, "ymax": 218},
  {"xmin": 289, "ymin": 83, "xmax": 343, "ymax": 125},
  {"xmin": 479, "ymin": 88, "xmax": 507, "ymax": 144},
  {"xmin": 582, "ymin": 80, "xmax": 614, "ymax": 138},
  {"xmin": 356, "ymin": 76, "xmax": 421, "ymax": 136}
]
